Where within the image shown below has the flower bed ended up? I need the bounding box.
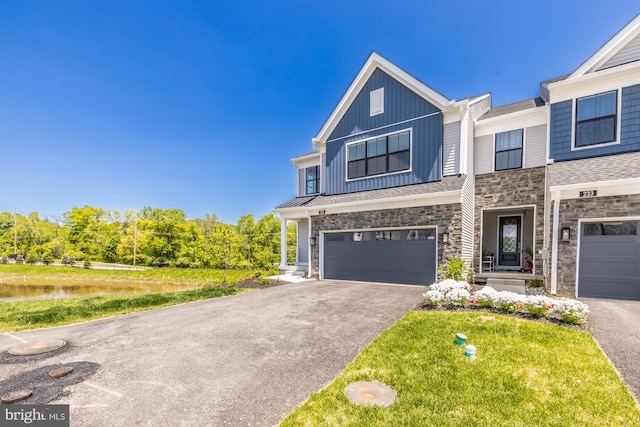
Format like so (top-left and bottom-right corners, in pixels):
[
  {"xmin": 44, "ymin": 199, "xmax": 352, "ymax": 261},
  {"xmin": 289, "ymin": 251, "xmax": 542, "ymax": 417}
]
[{"xmin": 423, "ymin": 280, "xmax": 589, "ymax": 325}]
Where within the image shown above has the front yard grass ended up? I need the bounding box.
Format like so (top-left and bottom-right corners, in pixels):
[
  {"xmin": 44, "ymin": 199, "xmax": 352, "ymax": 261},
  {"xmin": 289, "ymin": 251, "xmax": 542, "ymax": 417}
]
[
  {"xmin": 280, "ymin": 311, "xmax": 640, "ymax": 427},
  {"xmin": 0, "ymin": 287, "xmax": 239, "ymax": 332}
]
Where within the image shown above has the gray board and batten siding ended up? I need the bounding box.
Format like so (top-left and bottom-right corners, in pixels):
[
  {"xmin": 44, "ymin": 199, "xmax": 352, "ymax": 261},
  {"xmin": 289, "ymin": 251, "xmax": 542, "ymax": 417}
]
[
  {"xmin": 324, "ymin": 68, "xmax": 444, "ymax": 195},
  {"xmin": 549, "ymin": 83, "xmax": 640, "ymax": 161}
]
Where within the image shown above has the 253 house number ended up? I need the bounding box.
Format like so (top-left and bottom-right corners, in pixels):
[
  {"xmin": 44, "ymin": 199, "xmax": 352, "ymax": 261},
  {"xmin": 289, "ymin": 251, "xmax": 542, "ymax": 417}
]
[{"xmin": 579, "ymin": 190, "xmax": 597, "ymax": 198}]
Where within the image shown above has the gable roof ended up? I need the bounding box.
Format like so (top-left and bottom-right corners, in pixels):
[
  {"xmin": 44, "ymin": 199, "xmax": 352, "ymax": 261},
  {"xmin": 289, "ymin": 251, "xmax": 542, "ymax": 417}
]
[
  {"xmin": 313, "ymin": 52, "xmax": 453, "ymax": 144},
  {"xmin": 570, "ymin": 14, "xmax": 640, "ymax": 78}
]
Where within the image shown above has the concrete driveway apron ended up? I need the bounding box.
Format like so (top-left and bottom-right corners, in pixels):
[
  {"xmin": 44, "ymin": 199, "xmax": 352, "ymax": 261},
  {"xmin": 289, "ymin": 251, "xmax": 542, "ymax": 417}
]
[
  {"xmin": 583, "ymin": 298, "xmax": 640, "ymax": 402},
  {"xmin": 0, "ymin": 280, "xmax": 425, "ymax": 426}
]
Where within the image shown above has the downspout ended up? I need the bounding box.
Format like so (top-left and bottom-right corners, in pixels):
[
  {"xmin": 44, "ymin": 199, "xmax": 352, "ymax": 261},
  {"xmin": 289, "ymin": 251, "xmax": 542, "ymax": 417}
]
[
  {"xmin": 307, "ymin": 211, "xmax": 312, "ymax": 278},
  {"xmin": 280, "ymin": 217, "xmax": 288, "ymax": 268},
  {"xmin": 550, "ymin": 191, "xmax": 560, "ymax": 295}
]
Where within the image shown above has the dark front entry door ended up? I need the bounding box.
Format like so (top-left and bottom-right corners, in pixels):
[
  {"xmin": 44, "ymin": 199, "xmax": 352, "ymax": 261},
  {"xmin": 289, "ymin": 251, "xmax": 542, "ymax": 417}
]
[{"xmin": 499, "ymin": 216, "xmax": 521, "ymax": 267}]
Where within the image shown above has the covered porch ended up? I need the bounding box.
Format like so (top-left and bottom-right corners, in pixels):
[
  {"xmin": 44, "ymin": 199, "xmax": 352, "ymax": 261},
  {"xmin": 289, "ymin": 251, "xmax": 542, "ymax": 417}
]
[
  {"xmin": 479, "ymin": 206, "xmax": 538, "ymax": 274},
  {"xmin": 277, "ymin": 216, "xmax": 310, "ymax": 277}
]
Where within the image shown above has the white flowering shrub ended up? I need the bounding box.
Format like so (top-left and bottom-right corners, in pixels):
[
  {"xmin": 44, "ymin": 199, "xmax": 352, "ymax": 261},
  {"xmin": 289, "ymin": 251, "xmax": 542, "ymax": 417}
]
[
  {"xmin": 447, "ymin": 288, "xmax": 471, "ymax": 307},
  {"xmin": 473, "ymin": 286, "xmax": 497, "ymax": 308},
  {"xmin": 525, "ymin": 295, "xmax": 553, "ymax": 318},
  {"xmin": 430, "ymin": 279, "xmax": 471, "ymax": 294},
  {"xmin": 551, "ymin": 298, "xmax": 590, "ymax": 324},
  {"xmin": 423, "ymin": 282, "xmax": 590, "ymax": 325},
  {"xmin": 491, "ymin": 291, "xmax": 527, "ymax": 313},
  {"xmin": 424, "ymin": 289, "xmax": 446, "ymax": 307},
  {"xmin": 424, "ymin": 280, "xmax": 471, "ymax": 307}
]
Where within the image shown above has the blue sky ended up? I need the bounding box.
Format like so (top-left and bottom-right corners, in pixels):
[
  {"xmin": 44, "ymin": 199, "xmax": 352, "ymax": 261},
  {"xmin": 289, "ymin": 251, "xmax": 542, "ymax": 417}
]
[{"xmin": 1, "ymin": 1, "xmax": 639, "ymax": 223}]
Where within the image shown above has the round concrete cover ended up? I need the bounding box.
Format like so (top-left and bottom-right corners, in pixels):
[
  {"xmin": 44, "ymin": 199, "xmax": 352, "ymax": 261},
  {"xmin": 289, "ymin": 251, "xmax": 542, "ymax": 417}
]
[
  {"xmin": 49, "ymin": 366, "xmax": 74, "ymax": 379},
  {"xmin": 345, "ymin": 381, "xmax": 397, "ymax": 407},
  {"xmin": 8, "ymin": 340, "xmax": 66, "ymax": 356},
  {"xmin": 2, "ymin": 389, "xmax": 32, "ymax": 404}
]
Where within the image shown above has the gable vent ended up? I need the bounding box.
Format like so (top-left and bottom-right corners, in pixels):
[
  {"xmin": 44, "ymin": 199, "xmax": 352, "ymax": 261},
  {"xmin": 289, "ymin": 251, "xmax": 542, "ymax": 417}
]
[{"xmin": 370, "ymin": 87, "xmax": 384, "ymax": 116}]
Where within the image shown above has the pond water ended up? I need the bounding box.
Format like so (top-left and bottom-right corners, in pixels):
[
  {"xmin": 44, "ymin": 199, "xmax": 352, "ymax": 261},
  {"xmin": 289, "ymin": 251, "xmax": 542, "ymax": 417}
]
[{"xmin": 0, "ymin": 283, "xmax": 150, "ymax": 301}]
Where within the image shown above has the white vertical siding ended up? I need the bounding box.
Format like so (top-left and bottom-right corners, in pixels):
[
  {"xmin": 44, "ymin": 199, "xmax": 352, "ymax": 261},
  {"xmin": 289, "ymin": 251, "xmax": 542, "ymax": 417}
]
[
  {"xmin": 443, "ymin": 121, "xmax": 461, "ymax": 176},
  {"xmin": 474, "ymin": 134, "xmax": 493, "ymax": 175},
  {"xmin": 598, "ymin": 32, "xmax": 640, "ymax": 70},
  {"xmin": 469, "ymin": 96, "xmax": 492, "ymax": 120},
  {"xmin": 524, "ymin": 124, "xmax": 547, "ymax": 168}
]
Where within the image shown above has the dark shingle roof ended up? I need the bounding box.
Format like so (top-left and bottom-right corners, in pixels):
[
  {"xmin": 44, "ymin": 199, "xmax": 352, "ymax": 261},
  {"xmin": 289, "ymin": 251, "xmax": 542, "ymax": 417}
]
[
  {"xmin": 548, "ymin": 151, "xmax": 640, "ymax": 186},
  {"xmin": 275, "ymin": 195, "xmax": 318, "ymax": 209},
  {"xmin": 479, "ymin": 97, "xmax": 545, "ymax": 120},
  {"xmin": 541, "ymin": 74, "xmax": 570, "ymax": 85},
  {"xmin": 275, "ymin": 176, "xmax": 466, "ymax": 211}
]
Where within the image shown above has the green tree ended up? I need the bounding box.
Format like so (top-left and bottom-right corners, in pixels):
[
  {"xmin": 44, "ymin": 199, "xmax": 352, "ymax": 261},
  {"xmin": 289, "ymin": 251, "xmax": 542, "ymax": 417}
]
[
  {"xmin": 250, "ymin": 214, "xmax": 281, "ymax": 269},
  {"xmin": 209, "ymin": 223, "xmax": 242, "ymax": 283},
  {"xmin": 138, "ymin": 207, "xmax": 189, "ymax": 264}
]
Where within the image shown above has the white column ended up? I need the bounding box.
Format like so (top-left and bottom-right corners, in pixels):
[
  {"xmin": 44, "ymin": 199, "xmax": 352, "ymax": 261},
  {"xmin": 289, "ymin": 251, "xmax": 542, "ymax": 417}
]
[
  {"xmin": 280, "ymin": 218, "xmax": 288, "ymax": 267},
  {"xmin": 550, "ymin": 193, "xmax": 560, "ymax": 295}
]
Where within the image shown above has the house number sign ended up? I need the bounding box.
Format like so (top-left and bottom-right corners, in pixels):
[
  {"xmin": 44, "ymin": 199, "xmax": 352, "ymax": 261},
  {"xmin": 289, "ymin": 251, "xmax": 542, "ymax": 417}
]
[{"xmin": 579, "ymin": 190, "xmax": 597, "ymax": 198}]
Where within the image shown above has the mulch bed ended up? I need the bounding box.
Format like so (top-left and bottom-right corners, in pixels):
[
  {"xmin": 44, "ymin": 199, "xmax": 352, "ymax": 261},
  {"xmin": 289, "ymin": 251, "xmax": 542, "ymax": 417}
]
[
  {"xmin": 414, "ymin": 301, "xmax": 588, "ymax": 330},
  {"xmin": 234, "ymin": 278, "xmax": 291, "ymax": 289}
]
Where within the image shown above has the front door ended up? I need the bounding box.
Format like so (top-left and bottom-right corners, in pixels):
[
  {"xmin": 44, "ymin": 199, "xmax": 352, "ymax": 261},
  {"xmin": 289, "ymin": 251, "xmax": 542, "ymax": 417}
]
[{"xmin": 499, "ymin": 216, "xmax": 521, "ymax": 267}]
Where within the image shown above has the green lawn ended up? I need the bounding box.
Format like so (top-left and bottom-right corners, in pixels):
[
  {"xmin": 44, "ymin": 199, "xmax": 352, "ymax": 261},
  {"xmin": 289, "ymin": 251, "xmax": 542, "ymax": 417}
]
[
  {"xmin": 280, "ymin": 311, "xmax": 640, "ymax": 427},
  {"xmin": 0, "ymin": 264, "xmax": 267, "ymax": 289},
  {"xmin": 0, "ymin": 287, "xmax": 240, "ymax": 332}
]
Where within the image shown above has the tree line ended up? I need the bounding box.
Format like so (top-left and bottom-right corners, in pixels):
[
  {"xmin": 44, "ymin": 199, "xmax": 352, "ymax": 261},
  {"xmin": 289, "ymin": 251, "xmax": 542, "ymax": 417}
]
[{"xmin": 0, "ymin": 207, "xmax": 296, "ymax": 270}]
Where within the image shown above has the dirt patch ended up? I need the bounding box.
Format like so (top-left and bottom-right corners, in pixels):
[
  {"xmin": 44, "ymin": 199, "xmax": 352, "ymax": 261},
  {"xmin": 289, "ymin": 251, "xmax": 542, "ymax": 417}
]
[{"xmin": 234, "ymin": 278, "xmax": 290, "ymax": 289}]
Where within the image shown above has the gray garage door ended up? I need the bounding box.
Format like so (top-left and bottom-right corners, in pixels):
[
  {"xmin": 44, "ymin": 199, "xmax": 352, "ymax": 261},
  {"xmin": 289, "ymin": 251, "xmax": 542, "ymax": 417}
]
[
  {"xmin": 578, "ymin": 221, "xmax": 640, "ymax": 300},
  {"xmin": 323, "ymin": 229, "xmax": 437, "ymax": 286}
]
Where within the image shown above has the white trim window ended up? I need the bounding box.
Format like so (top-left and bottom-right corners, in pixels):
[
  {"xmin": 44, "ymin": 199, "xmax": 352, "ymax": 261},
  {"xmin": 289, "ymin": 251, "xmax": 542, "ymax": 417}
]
[
  {"xmin": 495, "ymin": 129, "xmax": 523, "ymax": 171},
  {"xmin": 575, "ymin": 90, "xmax": 617, "ymax": 147},
  {"xmin": 305, "ymin": 166, "xmax": 320, "ymax": 195},
  {"xmin": 347, "ymin": 130, "xmax": 411, "ymax": 180}
]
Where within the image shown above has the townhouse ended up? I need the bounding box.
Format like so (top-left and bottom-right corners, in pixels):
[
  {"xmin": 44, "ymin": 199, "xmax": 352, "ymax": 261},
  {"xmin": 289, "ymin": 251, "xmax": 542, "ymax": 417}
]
[{"xmin": 275, "ymin": 15, "xmax": 640, "ymax": 301}]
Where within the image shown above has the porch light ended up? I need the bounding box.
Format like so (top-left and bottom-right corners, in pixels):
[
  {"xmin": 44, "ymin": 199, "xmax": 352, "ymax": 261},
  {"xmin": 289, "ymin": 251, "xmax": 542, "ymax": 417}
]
[
  {"xmin": 561, "ymin": 227, "xmax": 570, "ymax": 242},
  {"xmin": 442, "ymin": 232, "xmax": 449, "ymax": 243},
  {"xmin": 310, "ymin": 237, "xmax": 316, "ymax": 246}
]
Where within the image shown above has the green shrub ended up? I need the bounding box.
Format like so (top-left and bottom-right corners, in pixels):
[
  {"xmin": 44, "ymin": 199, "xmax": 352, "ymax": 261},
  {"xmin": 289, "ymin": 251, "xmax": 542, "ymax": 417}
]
[{"xmin": 438, "ymin": 256, "xmax": 474, "ymax": 282}]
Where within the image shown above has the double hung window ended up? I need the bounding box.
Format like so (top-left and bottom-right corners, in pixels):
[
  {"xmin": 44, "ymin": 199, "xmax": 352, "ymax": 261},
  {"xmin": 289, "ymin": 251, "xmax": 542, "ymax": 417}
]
[
  {"xmin": 305, "ymin": 166, "xmax": 319, "ymax": 195},
  {"xmin": 575, "ymin": 91, "xmax": 617, "ymax": 147},
  {"xmin": 347, "ymin": 130, "xmax": 410, "ymax": 179},
  {"xmin": 495, "ymin": 129, "xmax": 523, "ymax": 171}
]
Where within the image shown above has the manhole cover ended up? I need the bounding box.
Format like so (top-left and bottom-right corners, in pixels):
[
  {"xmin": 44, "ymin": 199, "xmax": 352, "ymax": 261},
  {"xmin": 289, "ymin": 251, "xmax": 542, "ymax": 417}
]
[
  {"xmin": 1, "ymin": 389, "xmax": 32, "ymax": 404},
  {"xmin": 345, "ymin": 381, "xmax": 397, "ymax": 407},
  {"xmin": 8, "ymin": 340, "xmax": 66, "ymax": 356},
  {"xmin": 49, "ymin": 366, "xmax": 74, "ymax": 379}
]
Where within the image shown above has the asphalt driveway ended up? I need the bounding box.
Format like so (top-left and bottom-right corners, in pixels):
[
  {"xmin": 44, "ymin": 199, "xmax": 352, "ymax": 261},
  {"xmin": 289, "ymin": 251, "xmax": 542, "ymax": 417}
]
[
  {"xmin": 583, "ymin": 298, "xmax": 640, "ymax": 401},
  {"xmin": 0, "ymin": 281, "xmax": 425, "ymax": 426}
]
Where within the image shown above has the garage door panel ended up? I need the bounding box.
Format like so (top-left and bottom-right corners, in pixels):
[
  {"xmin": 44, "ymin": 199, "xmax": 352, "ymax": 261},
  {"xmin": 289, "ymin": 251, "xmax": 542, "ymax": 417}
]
[
  {"xmin": 324, "ymin": 230, "xmax": 436, "ymax": 286},
  {"xmin": 578, "ymin": 221, "xmax": 640, "ymax": 301}
]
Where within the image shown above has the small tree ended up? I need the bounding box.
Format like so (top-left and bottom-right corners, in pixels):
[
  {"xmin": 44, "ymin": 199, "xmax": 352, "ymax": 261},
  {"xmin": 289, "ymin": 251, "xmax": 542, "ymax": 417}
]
[
  {"xmin": 209, "ymin": 223, "xmax": 241, "ymax": 284},
  {"xmin": 439, "ymin": 256, "xmax": 475, "ymax": 282},
  {"xmin": 83, "ymin": 256, "xmax": 92, "ymax": 269}
]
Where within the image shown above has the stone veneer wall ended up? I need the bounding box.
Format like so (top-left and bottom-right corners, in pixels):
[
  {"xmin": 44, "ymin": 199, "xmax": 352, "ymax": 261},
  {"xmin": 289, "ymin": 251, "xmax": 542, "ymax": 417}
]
[
  {"xmin": 474, "ymin": 167, "xmax": 546, "ymax": 273},
  {"xmin": 553, "ymin": 194, "xmax": 640, "ymax": 297},
  {"xmin": 309, "ymin": 204, "xmax": 462, "ymax": 279}
]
